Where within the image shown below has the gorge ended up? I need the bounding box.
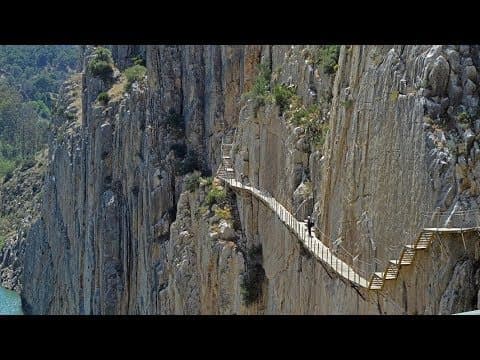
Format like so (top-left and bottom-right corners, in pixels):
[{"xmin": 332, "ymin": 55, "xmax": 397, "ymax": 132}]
[{"xmin": 1, "ymin": 45, "xmax": 480, "ymax": 315}]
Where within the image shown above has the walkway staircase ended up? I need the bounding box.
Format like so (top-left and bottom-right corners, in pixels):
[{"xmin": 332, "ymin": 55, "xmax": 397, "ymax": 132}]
[{"xmin": 216, "ymin": 133, "xmax": 480, "ymax": 291}]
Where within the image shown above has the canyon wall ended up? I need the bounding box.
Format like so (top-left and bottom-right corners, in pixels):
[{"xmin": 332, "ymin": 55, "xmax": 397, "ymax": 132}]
[{"xmin": 9, "ymin": 45, "xmax": 480, "ymax": 314}]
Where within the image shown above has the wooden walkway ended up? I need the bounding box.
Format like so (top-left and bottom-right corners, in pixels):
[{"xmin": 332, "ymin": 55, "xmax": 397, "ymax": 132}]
[{"xmin": 216, "ymin": 132, "xmax": 480, "ymax": 291}]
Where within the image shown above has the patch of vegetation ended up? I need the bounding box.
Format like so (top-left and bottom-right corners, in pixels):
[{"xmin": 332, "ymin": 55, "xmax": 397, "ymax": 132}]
[
  {"xmin": 97, "ymin": 91, "xmax": 110, "ymax": 105},
  {"xmin": 302, "ymin": 180, "xmax": 313, "ymax": 197},
  {"xmin": 124, "ymin": 64, "xmax": 147, "ymax": 91},
  {"xmin": 205, "ymin": 184, "xmax": 227, "ymax": 207},
  {"xmin": 88, "ymin": 47, "xmax": 114, "ymax": 81},
  {"xmin": 196, "ymin": 205, "xmax": 209, "ymax": 218},
  {"xmin": 0, "ymin": 81, "xmax": 50, "ymax": 173},
  {"xmin": 185, "ymin": 173, "xmax": 201, "ymax": 192},
  {"xmin": 273, "ymin": 84, "xmax": 296, "ymax": 114},
  {"xmin": 244, "ymin": 63, "xmax": 272, "ymax": 109},
  {"xmin": 131, "ymin": 54, "xmax": 145, "ymax": 66},
  {"xmin": 210, "ymin": 223, "xmax": 220, "ymax": 233},
  {"xmin": 286, "ymin": 99, "xmax": 329, "ymax": 149},
  {"xmin": 457, "ymin": 111, "xmax": 472, "ymax": 125},
  {"xmin": 0, "ymin": 157, "xmax": 15, "ymax": 182},
  {"xmin": 315, "ymin": 45, "xmax": 340, "ymax": 74},
  {"xmin": 340, "ymin": 99, "xmax": 353, "ymax": 109},
  {"xmin": 389, "ymin": 90, "xmax": 399, "ymax": 102},
  {"xmin": 199, "ymin": 176, "xmax": 213, "ymax": 187},
  {"xmin": 0, "ymin": 234, "xmax": 5, "ymax": 251},
  {"xmin": 214, "ymin": 206, "xmax": 232, "ymax": 221},
  {"xmin": 0, "ymin": 45, "xmax": 78, "ymax": 112}
]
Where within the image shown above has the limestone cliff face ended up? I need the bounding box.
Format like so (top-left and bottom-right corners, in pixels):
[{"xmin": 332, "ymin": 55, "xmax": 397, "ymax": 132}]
[
  {"xmin": 15, "ymin": 45, "xmax": 480, "ymax": 314},
  {"xmin": 20, "ymin": 45, "xmax": 263, "ymax": 314}
]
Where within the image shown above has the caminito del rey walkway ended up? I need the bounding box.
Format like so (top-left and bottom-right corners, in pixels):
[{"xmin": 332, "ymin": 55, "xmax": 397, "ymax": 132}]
[{"xmin": 216, "ymin": 131, "xmax": 480, "ymax": 291}]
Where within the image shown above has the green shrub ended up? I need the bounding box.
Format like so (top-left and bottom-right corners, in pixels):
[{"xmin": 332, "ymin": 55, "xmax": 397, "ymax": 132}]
[
  {"xmin": 124, "ymin": 64, "xmax": 147, "ymax": 91},
  {"xmin": 88, "ymin": 47, "xmax": 114, "ymax": 81},
  {"xmin": 245, "ymin": 63, "xmax": 271, "ymax": 109},
  {"xmin": 0, "ymin": 157, "xmax": 15, "ymax": 181},
  {"xmin": 390, "ymin": 90, "xmax": 399, "ymax": 102},
  {"xmin": 94, "ymin": 47, "xmax": 113, "ymax": 62},
  {"xmin": 340, "ymin": 99, "xmax": 353, "ymax": 109},
  {"xmin": 457, "ymin": 111, "xmax": 472, "ymax": 124},
  {"xmin": 199, "ymin": 176, "xmax": 213, "ymax": 187},
  {"xmin": 316, "ymin": 45, "xmax": 340, "ymax": 74},
  {"xmin": 240, "ymin": 263, "xmax": 265, "ymax": 306},
  {"xmin": 131, "ymin": 55, "xmax": 145, "ymax": 66},
  {"xmin": 214, "ymin": 206, "xmax": 232, "ymax": 221},
  {"xmin": 0, "ymin": 235, "xmax": 5, "ymax": 251},
  {"xmin": 286, "ymin": 100, "xmax": 328, "ymax": 149},
  {"xmin": 185, "ymin": 173, "xmax": 201, "ymax": 192},
  {"xmin": 205, "ymin": 185, "xmax": 226, "ymax": 207},
  {"xmin": 273, "ymin": 84, "xmax": 296, "ymax": 114},
  {"xmin": 97, "ymin": 91, "xmax": 110, "ymax": 105}
]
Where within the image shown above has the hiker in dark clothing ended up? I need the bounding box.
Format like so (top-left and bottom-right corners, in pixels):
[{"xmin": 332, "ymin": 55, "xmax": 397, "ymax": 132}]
[{"xmin": 306, "ymin": 216, "xmax": 314, "ymax": 237}]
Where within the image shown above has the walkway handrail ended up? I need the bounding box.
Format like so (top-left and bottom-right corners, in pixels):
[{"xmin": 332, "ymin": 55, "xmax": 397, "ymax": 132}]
[{"xmin": 215, "ymin": 133, "xmax": 480, "ymax": 291}]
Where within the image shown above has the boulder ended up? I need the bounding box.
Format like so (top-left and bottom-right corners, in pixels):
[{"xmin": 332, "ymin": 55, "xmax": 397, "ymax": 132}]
[
  {"xmin": 218, "ymin": 219, "xmax": 235, "ymax": 240},
  {"xmin": 428, "ymin": 55, "xmax": 450, "ymax": 97}
]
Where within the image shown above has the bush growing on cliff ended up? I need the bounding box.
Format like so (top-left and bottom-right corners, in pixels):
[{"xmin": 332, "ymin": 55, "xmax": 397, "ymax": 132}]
[
  {"xmin": 0, "ymin": 157, "xmax": 15, "ymax": 181},
  {"xmin": 286, "ymin": 99, "xmax": 328, "ymax": 149},
  {"xmin": 457, "ymin": 111, "xmax": 472, "ymax": 126},
  {"xmin": 185, "ymin": 173, "xmax": 201, "ymax": 192},
  {"xmin": 205, "ymin": 185, "xmax": 226, "ymax": 207},
  {"xmin": 97, "ymin": 91, "xmax": 110, "ymax": 105},
  {"xmin": 245, "ymin": 63, "xmax": 272, "ymax": 109},
  {"xmin": 131, "ymin": 54, "xmax": 145, "ymax": 66},
  {"xmin": 273, "ymin": 84, "xmax": 296, "ymax": 114},
  {"xmin": 240, "ymin": 263, "xmax": 265, "ymax": 306},
  {"xmin": 316, "ymin": 45, "xmax": 340, "ymax": 74},
  {"xmin": 214, "ymin": 206, "xmax": 232, "ymax": 221},
  {"xmin": 0, "ymin": 234, "xmax": 5, "ymax": 251},
  {"xmin": 124, "ymin": 64, "xmax": 147, "ymax": 91},
  {"xmin": 88, "ymin": 47, "xmax": 114, "ymax": 81}
]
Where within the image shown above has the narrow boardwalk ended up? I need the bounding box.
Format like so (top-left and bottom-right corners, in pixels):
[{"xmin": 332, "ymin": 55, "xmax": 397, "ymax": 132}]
[{"xmin": 217, "ymin": 132, "xmax": 480, "ymax": 290}]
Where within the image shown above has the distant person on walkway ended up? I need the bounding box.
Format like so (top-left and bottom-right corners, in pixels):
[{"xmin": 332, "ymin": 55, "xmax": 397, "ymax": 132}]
[{"xmin": 306, "ymin": 216, "xmax": 314, "ymax": 237}]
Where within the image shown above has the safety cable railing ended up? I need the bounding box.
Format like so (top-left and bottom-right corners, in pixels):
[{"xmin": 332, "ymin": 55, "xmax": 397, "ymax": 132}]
[{"xmin": 216, "ymin": 134, "xmax": 480, "ymax": 291}]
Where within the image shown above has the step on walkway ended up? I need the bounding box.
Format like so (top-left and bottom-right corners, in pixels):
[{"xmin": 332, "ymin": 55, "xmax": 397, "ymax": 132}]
[{"xmin": 217, "ymin": 134, "xmax": 480, "ymax": 291}]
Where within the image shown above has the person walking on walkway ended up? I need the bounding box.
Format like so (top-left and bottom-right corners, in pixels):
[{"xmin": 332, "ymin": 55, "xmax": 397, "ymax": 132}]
[{"xmin": 306, "ymin": 215, "xmax": 314, "ymax": 238}]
